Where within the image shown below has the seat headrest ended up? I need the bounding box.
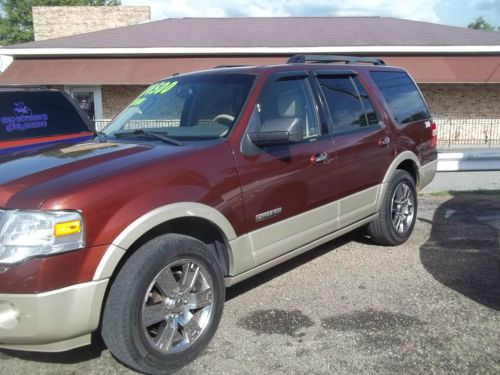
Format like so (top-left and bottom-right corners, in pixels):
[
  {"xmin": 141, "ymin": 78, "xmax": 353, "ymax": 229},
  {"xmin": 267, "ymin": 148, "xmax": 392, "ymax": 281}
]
[{"xmin": 277, "ymin": 91, "xmax": 304, "ymax": 118}]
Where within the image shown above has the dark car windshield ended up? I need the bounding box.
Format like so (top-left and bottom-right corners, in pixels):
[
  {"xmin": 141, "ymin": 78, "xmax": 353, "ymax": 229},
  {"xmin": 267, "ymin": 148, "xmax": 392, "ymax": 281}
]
[
  {"xmin": 0, "ymin": 91, "xmax": 92, "ymax": 142},
  {"xmin": 103, "ymin": 73, "xmax": 255, "ymax": 140}
]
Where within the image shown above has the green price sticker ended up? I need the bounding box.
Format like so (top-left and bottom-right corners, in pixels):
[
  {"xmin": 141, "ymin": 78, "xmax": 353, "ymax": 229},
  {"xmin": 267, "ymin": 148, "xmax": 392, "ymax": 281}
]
[{"xmin": 130, "ymin": 81, "xmax": 178, "ymax": 107}]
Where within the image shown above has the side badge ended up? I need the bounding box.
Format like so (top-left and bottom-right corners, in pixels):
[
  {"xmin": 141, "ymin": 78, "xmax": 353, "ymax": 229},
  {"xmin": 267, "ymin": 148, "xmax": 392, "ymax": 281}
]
[
  {"xmin": 256, "ymin": 207, "xmax": 283, "ymax": 222},
  {"xmin": 425, "ymin": 121, "xmax": 431, "ymax": 128}
]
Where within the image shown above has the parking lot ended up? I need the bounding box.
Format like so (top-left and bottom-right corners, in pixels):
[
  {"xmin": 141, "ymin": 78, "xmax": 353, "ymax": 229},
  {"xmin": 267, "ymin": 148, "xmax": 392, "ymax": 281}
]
[{"xmin": 1, "ymin": 192, "xmax": 499, "ymax": 374}]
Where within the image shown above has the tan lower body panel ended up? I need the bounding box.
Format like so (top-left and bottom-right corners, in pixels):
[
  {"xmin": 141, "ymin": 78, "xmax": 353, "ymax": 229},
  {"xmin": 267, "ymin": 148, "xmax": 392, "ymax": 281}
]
[
  {"xmin": 0, "ymin": 280, "xmax": 108, "ymax": 352},
  {"xmin": 228, "ymin": 185, "xmax": 382, "ymax": 280},
  {"xmin": 225, "ymin": 213, "xmax": 378, "ymax": 287},
  {"xmin": 418, "ymin": 159, "xmax": 438, "ymax": 191}
]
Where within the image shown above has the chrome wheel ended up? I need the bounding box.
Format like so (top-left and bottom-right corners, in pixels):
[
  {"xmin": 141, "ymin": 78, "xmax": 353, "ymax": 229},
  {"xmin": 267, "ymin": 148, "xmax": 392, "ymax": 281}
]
[
  {"xmin": 391, "ymin": 182, "xmax": 415, "ymax": 234},
  {"xmin": 141, "ymin": 258, "xmax": 214, "ymax": 354}
]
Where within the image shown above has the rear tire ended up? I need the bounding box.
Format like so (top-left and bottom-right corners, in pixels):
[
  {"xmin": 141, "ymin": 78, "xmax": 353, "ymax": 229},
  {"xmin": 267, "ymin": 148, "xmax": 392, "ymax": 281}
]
[
  {"xmin": 368, "ymin": 170, "xmax": 417, "ymax": 246},
  {"xmin": 102, "ymin": 234, "xmax": 225, "ymax": 374}
]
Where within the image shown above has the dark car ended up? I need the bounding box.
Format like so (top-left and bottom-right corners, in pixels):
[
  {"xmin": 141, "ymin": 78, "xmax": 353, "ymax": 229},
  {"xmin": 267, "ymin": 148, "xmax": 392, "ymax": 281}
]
[
  {"xmin": 0, "ymin": 86, "xmax": 95, "ymax": 154},
  {"xmin": 0, "ymin": 55, "xmax": 437, "ymax": 374}
]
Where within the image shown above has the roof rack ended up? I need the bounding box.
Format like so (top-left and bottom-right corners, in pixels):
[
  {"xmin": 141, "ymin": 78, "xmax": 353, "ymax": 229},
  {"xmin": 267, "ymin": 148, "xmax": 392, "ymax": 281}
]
[
  {"xmin": 287, "ymin": 54, "xmax": 385, "ymax": 66},
  {"xmin": 212, "ymin": 65, "xmax": 252, "ymax": 69}
]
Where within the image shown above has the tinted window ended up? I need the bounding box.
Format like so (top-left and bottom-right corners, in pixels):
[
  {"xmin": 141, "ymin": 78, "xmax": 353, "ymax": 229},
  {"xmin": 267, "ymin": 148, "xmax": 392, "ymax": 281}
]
[
  {"xmin": 0, "ymin": 91, "xmax": 91, "ymax": 142},
  {"xmin": 318, "ymin": 76, "xmax": 377, "ymax": 134},
  {"xmin": 370, "ymin": 71, "xmax": 430, "ymax": 124},
  {"xmin": 257, "ymin": 75, "xmax": 320, "ymax": 138}
]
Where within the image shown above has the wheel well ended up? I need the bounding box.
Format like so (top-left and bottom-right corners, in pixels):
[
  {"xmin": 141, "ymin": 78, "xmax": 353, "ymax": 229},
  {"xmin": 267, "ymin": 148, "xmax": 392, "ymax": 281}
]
[
  {"xmin": 111, "ymin": 217, "xmax": 230, "ymax": 279},
  {"xmin": 396, "ymin": 159, "xmax": 418, "ymax": 186}
]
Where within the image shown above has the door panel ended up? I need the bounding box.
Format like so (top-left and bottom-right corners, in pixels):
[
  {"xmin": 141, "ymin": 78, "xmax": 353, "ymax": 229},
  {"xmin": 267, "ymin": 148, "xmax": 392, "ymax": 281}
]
[
  {"xmin": 251, "ymin": 199, "xmax": 339, "ymax": 265},
  {"xmin": 315, "ymin": 73, "xmax": 394, "ymax": 224},
  {"xmin": 232, "ymin": 72, "xmax": 337, "ymax": 262},
  {"xmin": 333, "ymin": 127, "xmax": 392, "ymax": 198}
]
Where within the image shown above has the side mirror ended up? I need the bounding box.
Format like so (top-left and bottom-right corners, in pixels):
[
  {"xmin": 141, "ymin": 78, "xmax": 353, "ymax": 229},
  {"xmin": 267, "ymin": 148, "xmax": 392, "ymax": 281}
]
[{"xmin": 248, "ymin": 117, "xmax": 304, "ymax": 147}]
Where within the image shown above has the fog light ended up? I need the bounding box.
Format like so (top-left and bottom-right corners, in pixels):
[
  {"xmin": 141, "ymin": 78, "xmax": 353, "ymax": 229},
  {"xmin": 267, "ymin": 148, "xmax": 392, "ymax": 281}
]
[{"xmin": 0, "ymin": 301, "xmax": 20, "ymax": 329}]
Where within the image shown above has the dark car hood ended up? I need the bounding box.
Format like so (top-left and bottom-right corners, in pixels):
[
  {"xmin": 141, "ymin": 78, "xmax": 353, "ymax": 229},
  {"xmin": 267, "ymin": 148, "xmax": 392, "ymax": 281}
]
[{"xmin": 0, "ymin": 139, "xmax": 203, "ymax": 208}]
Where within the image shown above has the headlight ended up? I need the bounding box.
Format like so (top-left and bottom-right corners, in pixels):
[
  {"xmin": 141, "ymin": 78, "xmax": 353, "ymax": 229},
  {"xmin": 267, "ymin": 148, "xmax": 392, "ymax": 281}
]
[{"xmin": 0, "ymin": 210, "xmax": 85, "ymax": 265}]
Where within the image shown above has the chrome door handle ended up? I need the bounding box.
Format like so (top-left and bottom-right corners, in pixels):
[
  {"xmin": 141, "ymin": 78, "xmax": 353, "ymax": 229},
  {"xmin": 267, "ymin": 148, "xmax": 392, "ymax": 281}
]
[
  {"xmin": 310, "ymin": 152, "xmax": 330, "ymax": 165},
  {"xmin": 379, "ymin": 136, "xmax": 391, "ymax": 146}
]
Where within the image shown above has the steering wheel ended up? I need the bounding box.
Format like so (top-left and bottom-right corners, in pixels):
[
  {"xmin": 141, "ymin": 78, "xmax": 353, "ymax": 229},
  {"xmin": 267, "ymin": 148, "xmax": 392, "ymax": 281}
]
[{"xmin": 212, "ymin": 114, "xmax": 235, "ymax": 126}]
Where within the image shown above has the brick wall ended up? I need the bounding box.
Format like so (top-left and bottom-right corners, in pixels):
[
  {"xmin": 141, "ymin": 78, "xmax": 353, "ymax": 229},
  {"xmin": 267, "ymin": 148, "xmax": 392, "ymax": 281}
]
[
  {"xmin": 32, "ymin": 6, "xmax": 150, "ymax": 41},
  {"xmin": 420, "ymin": 84, "xmax": 500, "ymax": 118},
  {"xmin": 101, "ymin": 85, "xmax": 146, "ymax": 119}
]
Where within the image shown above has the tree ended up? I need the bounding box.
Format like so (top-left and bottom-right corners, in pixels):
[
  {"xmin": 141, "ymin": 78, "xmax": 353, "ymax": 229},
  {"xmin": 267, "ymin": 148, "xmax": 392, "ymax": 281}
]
[
  {"xmin": 0, "ymin": 0, "xmax": 121, "ymax": 46},
  {"xmin": 467, "ymin": 16, "xmax": 499, "ymax": 32}
]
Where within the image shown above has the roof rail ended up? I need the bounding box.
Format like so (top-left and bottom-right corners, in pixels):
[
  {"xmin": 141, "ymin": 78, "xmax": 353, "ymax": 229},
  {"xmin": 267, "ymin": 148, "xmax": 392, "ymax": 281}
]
[
  {"xmin": 212, "ymin": 65, "xmax": 252, "ymax": 69},
  {"xmin": 287, "ymin": 54, "xmax": 385, "ymax": 66}
]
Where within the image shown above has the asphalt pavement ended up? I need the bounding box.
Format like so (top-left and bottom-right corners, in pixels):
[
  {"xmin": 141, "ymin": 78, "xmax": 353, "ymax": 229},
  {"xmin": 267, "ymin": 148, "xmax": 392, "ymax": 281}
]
[
  {"xmin": 422, "ymin": 171, "xmax": 500, "ymax": 193},
  {"xmin": 1, "ymin": 193, "xmax": 499, "ymax": 374}
]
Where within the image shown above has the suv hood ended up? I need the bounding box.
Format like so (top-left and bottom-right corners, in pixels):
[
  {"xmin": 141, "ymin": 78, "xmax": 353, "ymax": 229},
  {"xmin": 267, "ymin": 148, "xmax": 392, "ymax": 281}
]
[{"xmin": 0, "ymin": 140, "xmax": 200, "ymax": 208}]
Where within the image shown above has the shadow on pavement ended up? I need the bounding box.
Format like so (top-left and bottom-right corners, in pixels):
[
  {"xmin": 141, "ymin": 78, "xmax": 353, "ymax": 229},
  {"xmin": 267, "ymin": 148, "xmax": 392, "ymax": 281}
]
[
  {"xmin": 420, "ymin": 191, "xmax": 500, "ymax": 310},
  {"xmin": 0, "ymin": 335, "xmax": 106, "ymax": 364}
]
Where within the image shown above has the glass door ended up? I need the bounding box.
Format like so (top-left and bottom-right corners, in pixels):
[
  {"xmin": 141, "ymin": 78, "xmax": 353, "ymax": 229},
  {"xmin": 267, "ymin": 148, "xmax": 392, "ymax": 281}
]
[{"xmin": 66, "ymin": 86, "xmax": 103, "ymax": 122}]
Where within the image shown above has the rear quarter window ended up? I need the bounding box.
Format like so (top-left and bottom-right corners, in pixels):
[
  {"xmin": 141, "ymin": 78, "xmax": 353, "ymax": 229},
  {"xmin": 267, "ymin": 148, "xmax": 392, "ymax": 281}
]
[
  {"xmin": 0, "ymin": 91, "xmax": 91, "ymax": 142},
  {"xmin": 370, "ymin": 71, "xmax": 430, "ymax": 124}
]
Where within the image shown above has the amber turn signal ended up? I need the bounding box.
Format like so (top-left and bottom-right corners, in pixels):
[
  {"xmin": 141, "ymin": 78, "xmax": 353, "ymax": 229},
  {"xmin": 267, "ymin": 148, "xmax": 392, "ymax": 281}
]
[{"xmin": 54, "ymin": 220, "xmax": 81, "ymax": 237}]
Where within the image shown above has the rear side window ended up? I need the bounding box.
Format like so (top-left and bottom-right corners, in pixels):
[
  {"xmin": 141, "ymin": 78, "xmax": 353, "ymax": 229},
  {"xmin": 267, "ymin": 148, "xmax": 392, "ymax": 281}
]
[
  {"xmin": 317, "ymin": 75, "xmax": 379, "ymax": 135},
  {"xmin": 370, "ymin": 71, "xmax": 430, "ymax": 124},
  {"xmin": 0, "ymin": 91, "xmax": 90, "ymax": 142}
]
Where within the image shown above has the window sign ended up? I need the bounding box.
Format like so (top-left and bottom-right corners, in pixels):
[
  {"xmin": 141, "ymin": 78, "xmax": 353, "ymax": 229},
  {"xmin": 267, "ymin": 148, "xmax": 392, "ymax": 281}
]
[
  {"xmin": 1, "ymin": 101, "xmax": 49, "ymax": 133},
  {"xmin": 0, "ymin": 91, "xmax": 90, "ymax": 141}
]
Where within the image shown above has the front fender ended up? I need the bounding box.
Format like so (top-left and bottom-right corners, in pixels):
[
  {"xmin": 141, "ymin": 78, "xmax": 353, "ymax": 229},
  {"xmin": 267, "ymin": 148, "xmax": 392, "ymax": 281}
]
[{"xmin": 93, "ymin": 202, "xmax": 237, "ymax": 280}]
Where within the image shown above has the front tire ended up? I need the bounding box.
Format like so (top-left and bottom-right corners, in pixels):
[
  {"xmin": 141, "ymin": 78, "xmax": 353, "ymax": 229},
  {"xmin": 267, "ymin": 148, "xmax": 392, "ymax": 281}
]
[
  {"xmin": 368, "ymin": 170, "xmax": 417, "ymax": 246},
  {"xmin": 101, "ymin": 234, "xmax": 225, "ymax": 374}
]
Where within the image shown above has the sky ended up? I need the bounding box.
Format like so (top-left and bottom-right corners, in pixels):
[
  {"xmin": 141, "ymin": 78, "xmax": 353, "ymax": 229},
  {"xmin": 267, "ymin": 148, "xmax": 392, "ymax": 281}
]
[{"xmin": 122, "ymin": 0, "xmax": 500, "ymax": 28}]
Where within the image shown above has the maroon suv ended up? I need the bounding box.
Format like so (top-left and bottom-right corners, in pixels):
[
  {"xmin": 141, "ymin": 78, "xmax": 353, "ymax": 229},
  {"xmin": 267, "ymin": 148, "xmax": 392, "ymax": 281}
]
[{"xmin": 0, "ymin": 55, "xmax": 437, "ymax": 374}]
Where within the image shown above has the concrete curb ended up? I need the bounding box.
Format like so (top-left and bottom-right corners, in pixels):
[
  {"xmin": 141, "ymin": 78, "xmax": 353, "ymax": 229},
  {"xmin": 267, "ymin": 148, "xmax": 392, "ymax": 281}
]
[{"xmin": 438, "ymin": 150, "xmax": 500, "ymax": 171}]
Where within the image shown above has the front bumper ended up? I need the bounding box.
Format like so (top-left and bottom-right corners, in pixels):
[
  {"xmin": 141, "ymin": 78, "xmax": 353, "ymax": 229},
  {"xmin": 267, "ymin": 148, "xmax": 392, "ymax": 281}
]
[{"xmin": 0, "ymin": 279, "xmax": 108, "ymax": 352}]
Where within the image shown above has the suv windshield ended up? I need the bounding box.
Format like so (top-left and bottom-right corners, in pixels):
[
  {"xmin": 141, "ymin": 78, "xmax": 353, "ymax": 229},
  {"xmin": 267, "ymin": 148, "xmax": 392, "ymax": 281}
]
[
  {"xmin": 103, "ymin": 73, "xmax": 255, "ymax": 140},
  {"xmin": 0, "ymin": 91, "xmax": 92, "ymax": 142}
]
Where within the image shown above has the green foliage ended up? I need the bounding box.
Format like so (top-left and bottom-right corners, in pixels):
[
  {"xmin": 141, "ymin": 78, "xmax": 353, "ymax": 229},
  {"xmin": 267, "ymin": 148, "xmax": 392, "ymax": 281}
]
[
  {"xmin": 467, "ymin": 16, "xmax": 499, "ymax": 32},
  {"xmin": 0, "ymin": 0, "xmax": 121, "ymax": 45}
]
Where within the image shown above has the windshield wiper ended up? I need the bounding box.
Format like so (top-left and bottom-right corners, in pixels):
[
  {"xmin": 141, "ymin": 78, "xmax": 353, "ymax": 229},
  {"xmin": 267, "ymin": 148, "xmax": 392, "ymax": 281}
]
[
  {"xmin": 113, "ymin": 129, "xmax": 184, "ymax": 146},
  {"xmin": 94, "ymin": 131, "xmax": 108, "ymax": 142}
]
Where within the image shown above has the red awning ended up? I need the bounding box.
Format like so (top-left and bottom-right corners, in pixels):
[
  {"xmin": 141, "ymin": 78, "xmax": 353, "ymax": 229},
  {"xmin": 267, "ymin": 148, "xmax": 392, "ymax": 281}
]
[
  {"xmin": 0, "ymin": 55, "xmax": 499, "ymax": 85},
  {"xmin": 0, "ymin": 57, "xmax": 283, "ymax": 85},
  {"xmin": 384, "ymin": 56, "xmax": 500, "ymax": 83}
]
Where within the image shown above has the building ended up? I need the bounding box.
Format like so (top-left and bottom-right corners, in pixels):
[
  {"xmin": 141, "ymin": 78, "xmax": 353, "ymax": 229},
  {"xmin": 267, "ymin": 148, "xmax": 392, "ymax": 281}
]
[
  {"xmin": 32, "ymin": 6, "xmax": 151, "ymax": 41},
  {"xmin": 0, "ymin": 14, "xmax": 499, "ymax": 144}
]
